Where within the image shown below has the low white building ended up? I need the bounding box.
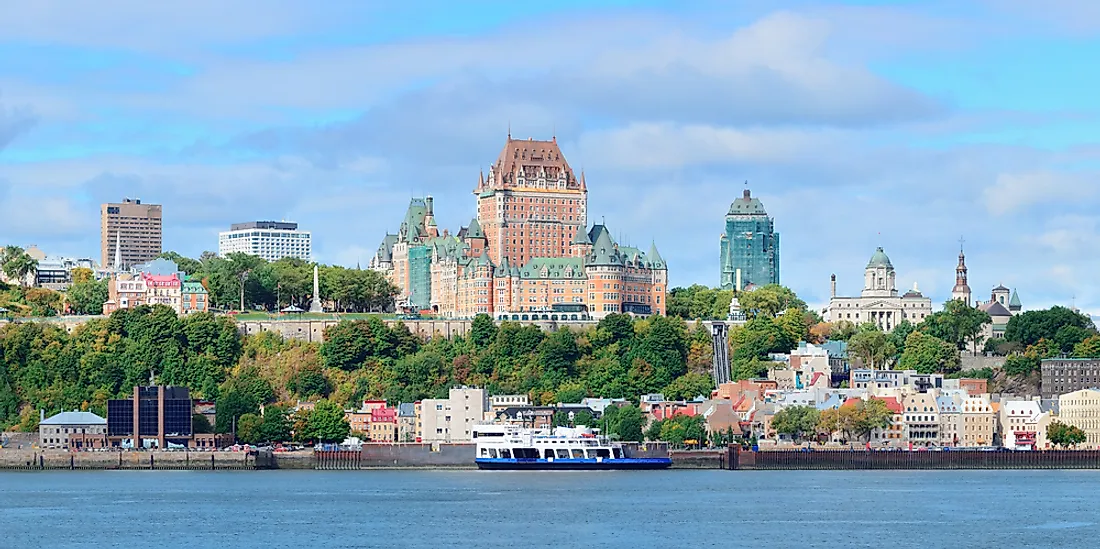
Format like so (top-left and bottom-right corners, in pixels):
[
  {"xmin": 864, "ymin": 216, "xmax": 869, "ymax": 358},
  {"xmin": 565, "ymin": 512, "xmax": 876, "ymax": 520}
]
[
  {"xmin": 419, "ymin": 387, "xmax": 488, "ymax": 443},
  {"xmin": 38, "ymin": 411, "xmax": 107, "ymax": 450}
]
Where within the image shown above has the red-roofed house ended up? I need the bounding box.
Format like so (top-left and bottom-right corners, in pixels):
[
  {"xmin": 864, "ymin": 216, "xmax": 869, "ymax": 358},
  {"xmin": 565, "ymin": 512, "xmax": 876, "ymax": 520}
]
[{"xmin": 142, "ymin": 273, "xmax": 182, "ymax": 313}]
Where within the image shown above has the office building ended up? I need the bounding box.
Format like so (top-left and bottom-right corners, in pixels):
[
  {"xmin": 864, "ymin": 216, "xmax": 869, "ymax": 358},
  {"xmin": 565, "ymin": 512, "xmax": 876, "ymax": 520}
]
[
  {"xmin": 720, "ymin": 189, "xmax": 779, "ymax": 290},
  {"xmin": 218, "ymin": 221, "xmax": 312, "ymax": 262},
  {"xmin": 1041, "ymin": 358, "xmax": 1100, "ymax": 400},
  {"xmin": 101, "ymin": 198, "xmax": 163, "ymax": 270},
  {"xmin": 106, "ymin": 385, "xmax": 193, "ymax": 449}
]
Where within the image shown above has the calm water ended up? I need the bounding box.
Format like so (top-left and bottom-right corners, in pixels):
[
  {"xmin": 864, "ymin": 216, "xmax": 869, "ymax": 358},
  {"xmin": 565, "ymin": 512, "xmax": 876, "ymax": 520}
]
[{"xmin": 1, "ymin": 469, "xmax": 1096, "ymax": 548}]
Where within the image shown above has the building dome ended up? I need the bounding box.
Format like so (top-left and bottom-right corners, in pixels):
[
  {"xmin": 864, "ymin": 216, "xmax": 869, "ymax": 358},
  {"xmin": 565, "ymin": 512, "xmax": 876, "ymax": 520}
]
[{"xmin": 866, "ymin": 247, "xmax": 893, "ymax": 270}]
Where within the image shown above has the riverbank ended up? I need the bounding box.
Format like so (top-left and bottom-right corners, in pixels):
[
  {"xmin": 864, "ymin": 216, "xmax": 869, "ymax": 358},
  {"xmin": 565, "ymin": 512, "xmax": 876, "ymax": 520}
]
[{"xmin": 0, "ymin": 449, "xmax": 261, "ymax": 470}]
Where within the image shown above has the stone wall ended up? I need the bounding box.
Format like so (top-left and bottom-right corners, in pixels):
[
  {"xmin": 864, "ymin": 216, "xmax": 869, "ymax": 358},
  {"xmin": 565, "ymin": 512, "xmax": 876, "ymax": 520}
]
[
  {"xmin": 959, "ymin": 355, "xmax": 1005, "ymax": 371},
  {"xmin": 0, "ymin": 449, "xmax": 257, "ymax": 470}
]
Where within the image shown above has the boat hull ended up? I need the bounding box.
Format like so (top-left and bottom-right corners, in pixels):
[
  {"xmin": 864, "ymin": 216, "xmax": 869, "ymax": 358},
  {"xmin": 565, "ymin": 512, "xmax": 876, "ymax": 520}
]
[{"xmin": 475, "ymin": 458, "xmax": 672, "ymax": 470}]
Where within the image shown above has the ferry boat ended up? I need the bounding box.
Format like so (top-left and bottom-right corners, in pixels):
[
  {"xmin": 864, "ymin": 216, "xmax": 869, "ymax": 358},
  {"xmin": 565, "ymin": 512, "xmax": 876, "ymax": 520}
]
[{"xmin": 473, "ymin": 424, "xmax": 672, "ymax": 470}]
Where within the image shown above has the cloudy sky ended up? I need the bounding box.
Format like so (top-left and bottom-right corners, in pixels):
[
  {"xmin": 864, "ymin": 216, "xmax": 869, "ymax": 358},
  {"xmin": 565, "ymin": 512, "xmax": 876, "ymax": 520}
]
[{"xmin": 1, "ymin": 0, "xmax": 1098, "ymax": 317}]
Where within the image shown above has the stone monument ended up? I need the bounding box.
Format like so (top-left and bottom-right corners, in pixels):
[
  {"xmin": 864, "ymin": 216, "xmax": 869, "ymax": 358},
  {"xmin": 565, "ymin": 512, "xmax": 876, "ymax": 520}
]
[{"xmin": 309, "ymin": 264, "xmax": 324, "ymax": 313}]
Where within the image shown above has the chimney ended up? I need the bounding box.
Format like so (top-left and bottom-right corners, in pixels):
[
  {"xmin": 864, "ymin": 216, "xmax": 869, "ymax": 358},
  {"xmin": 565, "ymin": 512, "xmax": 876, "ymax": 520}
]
[
  {"xmin": 743, "ymin": 189, "xmax": 751, "ymax": 199},
  {"xmin": 425, "ymin": 196, "xmax": 434, "ymax": 215},
  {"xmin": 831, "ymin": 274, "xmax": 837, "ymax": 298},
  {"xmin": 40, "ymin": 409, "xmax": 45, "ymax": 422}
]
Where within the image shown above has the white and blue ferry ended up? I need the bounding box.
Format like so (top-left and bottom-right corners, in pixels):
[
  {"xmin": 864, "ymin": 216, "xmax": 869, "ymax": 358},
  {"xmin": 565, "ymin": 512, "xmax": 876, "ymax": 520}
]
[{"xmin": 473, "ymin": 424, "xmax": 672, "ymax": 470}]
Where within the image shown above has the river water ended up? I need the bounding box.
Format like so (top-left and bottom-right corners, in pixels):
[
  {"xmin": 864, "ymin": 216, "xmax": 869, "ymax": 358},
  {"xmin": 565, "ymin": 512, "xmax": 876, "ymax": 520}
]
[{"xmin": 1, "ymin": 470, "xmax": 1095, "ymax": 548}]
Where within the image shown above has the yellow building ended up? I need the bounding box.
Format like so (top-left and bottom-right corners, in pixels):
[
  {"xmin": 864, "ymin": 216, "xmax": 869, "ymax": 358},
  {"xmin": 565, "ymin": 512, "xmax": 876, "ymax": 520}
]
[{"xmin": 1057, "ymin": 389, "xmax": 1100, "ymax": 449}]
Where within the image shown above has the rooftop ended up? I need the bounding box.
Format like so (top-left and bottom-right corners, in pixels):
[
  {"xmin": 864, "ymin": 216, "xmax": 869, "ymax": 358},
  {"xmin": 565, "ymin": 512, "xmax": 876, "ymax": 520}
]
[{"xmin": 41, "ymin": 411, "xmax": 106, "ymax": 426}]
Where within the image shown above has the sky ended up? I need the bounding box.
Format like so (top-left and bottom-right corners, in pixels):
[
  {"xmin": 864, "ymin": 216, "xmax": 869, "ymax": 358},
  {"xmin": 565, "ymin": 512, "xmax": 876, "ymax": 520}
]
[{"xmin": 1, "ymin": 0, "xmax": 1099, "ymax": 319}]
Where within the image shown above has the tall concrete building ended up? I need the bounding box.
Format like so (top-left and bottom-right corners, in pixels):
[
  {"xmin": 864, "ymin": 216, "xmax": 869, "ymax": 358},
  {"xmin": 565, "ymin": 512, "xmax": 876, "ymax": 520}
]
[
  {"xmin": 474, "ymin": 134, "xmax": 587, "ymax": 266},
  {"xmin": 720, "ymin": 189, "xmax": 779, "ymax": 290},
  {"xmin": 218, "ymin": 221, "xmax": 312, "ymax": 262},
  {"xmin": 101, "ymin": 198, "xmax": 163, "ymax": 270}
]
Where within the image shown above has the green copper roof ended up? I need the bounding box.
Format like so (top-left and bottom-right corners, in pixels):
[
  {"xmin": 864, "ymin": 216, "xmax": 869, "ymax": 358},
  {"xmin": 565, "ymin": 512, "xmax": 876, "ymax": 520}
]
[
  {"xmin": 399, "ymin": 198, "xmax": 429, "ymax": 242},
  {"xmin": 866, "ymin": 247, "xmax": 893, "ymax": 270},
  {"xmin": 727, "ymin": 189, "xmax": 768, "ymax": 216},
  {"xmin": 520, "ymin": 257, "xmax": 586, "ymax": 279},
  {"xmin": 182, "ymin": 281, "xmax": 206, "ymax": 294},
  {"xmin": 1009, "ymin": 289, "xmax": 1022, "ymax": 309},
  {"xmin": 587, "ymin": 226, "xmax": 623, "ymax": 267},
  {"xmin": 648, "ymin": 241, "xmax": 665, "ymax": 269},
  {"xmin": 466, "ymin": 218, "xmax": 484, "ymax": 239},
  {"xmin": 571, "ymin": 226, "xmax": 592, "ymax": 245}
]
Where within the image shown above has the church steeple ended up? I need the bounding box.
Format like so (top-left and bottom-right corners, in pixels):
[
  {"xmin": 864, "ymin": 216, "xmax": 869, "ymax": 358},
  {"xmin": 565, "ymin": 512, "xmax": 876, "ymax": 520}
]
[{"xmin": 951, "ymin": 238, "xmax": 972, "ymax": 306}]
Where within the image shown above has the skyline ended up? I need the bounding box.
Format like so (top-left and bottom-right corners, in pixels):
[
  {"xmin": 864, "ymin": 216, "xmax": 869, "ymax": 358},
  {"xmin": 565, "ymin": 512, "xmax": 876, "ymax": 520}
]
[{"xmin": 1, "ymin": 1, "xmax": 1098, "ymax": 319}]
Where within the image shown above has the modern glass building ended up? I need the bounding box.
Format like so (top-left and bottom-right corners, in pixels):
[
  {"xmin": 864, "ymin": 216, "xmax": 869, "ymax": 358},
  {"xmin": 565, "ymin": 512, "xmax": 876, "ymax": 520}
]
[
  {"xmin": 720, "ymin": 189, "xmax": 779, "ymax": 290},
  {"xmin": 107, "ymin": 385, "xmax": 194, "ymax": 449}
]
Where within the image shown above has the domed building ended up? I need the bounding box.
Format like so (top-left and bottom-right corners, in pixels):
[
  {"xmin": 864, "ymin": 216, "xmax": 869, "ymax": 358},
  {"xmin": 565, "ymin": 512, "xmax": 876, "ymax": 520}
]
[{"xmin": 826, "ymin": 247, "xmax": 932, "ymax": 331}]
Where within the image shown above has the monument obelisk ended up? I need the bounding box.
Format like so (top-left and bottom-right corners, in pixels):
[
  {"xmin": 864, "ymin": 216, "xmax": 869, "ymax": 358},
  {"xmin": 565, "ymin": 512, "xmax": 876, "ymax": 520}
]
[{"xmin": 309, "ymin": 264, "xmax": 324, "ymax": 313}]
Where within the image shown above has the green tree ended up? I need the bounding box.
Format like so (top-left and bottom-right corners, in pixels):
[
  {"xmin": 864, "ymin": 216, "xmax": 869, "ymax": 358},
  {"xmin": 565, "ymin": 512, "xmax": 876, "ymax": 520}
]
[
  {"xmin": 307, "ymin": 399, "xmax": 351, "ymax": 443},
  {"xmin": 1047, "ymin": 422, "xmax": 1087, "ymax": 448},
  {"xmin": 848, "ymin": 327, "xmax": 896, "ymax": 370},
  {"xmin": 236, "ymin": 413, "xmax": 264, "ymax": 444},
  {"xmin": 470, "ymin": 314, "xmax": 497, "ymax": 348},
  {"xmin": 896, "ymin": 331, "xmax": 960, "ymax": 374},
  {"xmin": 738, "ymin": 284, "xmax": 808, "ymax": 319},
  {"xmin": 920, "ymin": 300, "xmax": 992, "ymax": 352},
  {"xmin": 67, "ymin": 279, "xmax": 109, "ymax": 315},
  {"xmin": 259, "ymin": 405, "xmax": 293, "ymax": 443},
  {"xmin": 288, "ymin": 363, "xmax": 330, "ymax": 398},
  {"xmin": 850, "ymin": 398, "xmax": 895, "ymax": 442},
  {"xmin": 602, "ymin": 405, "xmax": 644, "ymax": 442},
  {"xmin": 1, "ymin": 246, "xmax": 38, "ymax": 289},
  {"xmin": 1005, "ymin": 307, "xmax": 1097, "ymax": 348},
  {"xmin": 192, "ymin": 413, "xmax": 213, "ymax": 434},
  {"xmin": 662, "ymin": 372, "xmax": 714, "ymax": 401},
  {"xmin": 1074, "ymin": 335, "xmax": 1100, "ymax": 359},
  {"xmin": 771, "ymin": 405, "xmax": 820, "ymax": 442}
]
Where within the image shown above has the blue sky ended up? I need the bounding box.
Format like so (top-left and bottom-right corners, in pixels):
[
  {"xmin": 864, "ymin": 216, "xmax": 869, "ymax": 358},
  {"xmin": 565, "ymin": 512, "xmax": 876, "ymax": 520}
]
[{"xmin": 2, "ymin": 0, "xmax": 1099, "ymax": 318}]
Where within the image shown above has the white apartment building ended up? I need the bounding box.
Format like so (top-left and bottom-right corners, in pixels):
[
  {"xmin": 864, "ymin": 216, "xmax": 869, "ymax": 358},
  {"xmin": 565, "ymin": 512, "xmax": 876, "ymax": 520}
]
[
  {"xmin": 418, "ymin": 387, "xmax": 488, "ymax": 443},
  {"xmin": 218, "ymin": 221, "xmax": 312, "ymax": 262},
  {"xmin": 961, "ymin": 395, "xmax": 995, "ymax": 447}
]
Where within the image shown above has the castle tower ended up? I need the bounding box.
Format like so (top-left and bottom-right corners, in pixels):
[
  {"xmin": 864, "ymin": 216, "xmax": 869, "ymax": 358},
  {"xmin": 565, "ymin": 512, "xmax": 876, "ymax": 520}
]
[
  {"xmin": 475, "ymin": 134, "xmax": 587, "ymax": 266},
  {"xmin": 951, "ymin": 244, "xmax": 972, "ymax": 306}
]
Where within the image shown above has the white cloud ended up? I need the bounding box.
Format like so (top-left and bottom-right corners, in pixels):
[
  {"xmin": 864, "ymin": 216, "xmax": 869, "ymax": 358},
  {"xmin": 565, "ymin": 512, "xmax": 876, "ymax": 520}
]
[{"xmin": 982, "ymin": 172, "xmax": 1098, "ymax": 215}]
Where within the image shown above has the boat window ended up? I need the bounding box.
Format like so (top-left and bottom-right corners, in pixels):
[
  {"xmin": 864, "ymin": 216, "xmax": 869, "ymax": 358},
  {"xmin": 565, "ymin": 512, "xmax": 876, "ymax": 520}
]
[
  {"xmin": 556, "ymin": 449, "xmax": 569, "ymax": 459},
  {"xmin": 593, "ymin": 449, "xmax": 611, "ymax": 458},
  {"xmin": 480, "ymin": 448, "xmax": 489, "ymax": 457},
  {"xmin": 501, "ymin": 449, "xmax": 511, "ymax": 459},
  {"xmin": 613, "ymin": 448, "xmax": 622, "ymax": 459},
  {"xmin": 544, "ymin": 449, "xmax": 554, "ymax": 459},
  {"xmin": 513, "ymin": 448, "xmax": 538, "ymax": 459},
  {"xmin": 571, "ymin": 449, "xmax": 584, "ymax": 459},
  {"xmin": 489, "ymin": 448, "xmax": 498, "ymax": 458}
]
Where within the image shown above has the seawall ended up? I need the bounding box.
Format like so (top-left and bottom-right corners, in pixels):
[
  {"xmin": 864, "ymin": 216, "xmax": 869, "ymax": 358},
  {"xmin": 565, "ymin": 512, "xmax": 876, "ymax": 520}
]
[
  {"xmin": 732, "ymin": 448, "xmax": 1100, "ymax": 470},
  {"xmin": 0, "ymin": 449, "xmax": 260, "ymax": 470}
]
